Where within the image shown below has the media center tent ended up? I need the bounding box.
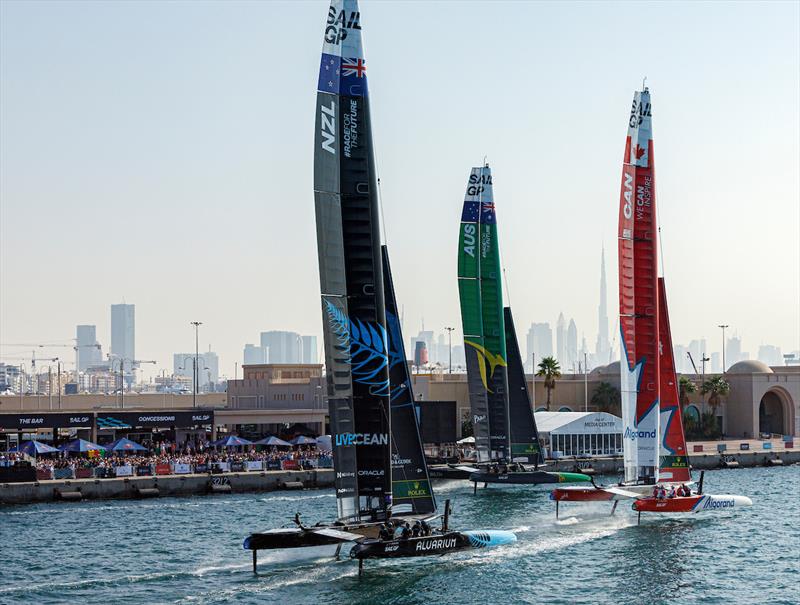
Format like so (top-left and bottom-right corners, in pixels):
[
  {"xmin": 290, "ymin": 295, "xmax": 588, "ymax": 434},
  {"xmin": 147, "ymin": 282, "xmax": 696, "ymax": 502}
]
[{"xmin": 533, "ymin": 412, "xmax": 623, "ymax": 457}]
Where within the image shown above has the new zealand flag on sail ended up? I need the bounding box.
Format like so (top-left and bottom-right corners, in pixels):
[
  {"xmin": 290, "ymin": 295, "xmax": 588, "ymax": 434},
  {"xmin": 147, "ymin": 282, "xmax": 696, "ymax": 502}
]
[{"xmin": 318, "ymin": 53, "xmax": 368, "ymax": 97}]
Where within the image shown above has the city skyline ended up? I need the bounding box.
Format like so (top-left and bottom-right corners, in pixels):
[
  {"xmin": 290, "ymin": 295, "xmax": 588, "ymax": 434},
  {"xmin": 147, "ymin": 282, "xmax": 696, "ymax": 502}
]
[{"xmin": 1, "ymin": 1, "xmax": 798, "ymax": 379}]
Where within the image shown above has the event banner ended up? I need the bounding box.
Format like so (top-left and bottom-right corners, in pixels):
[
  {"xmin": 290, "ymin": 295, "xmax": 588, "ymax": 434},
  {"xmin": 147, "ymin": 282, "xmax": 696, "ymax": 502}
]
[
  {"xmin": 246, "ymin": 461, "xmax": 263, "ymax": 472},
  {"xmin": 95, "ymin": 410, "xmax": 214, "ymax": 429},
  {"xmin": 0, "ymin": 413, "xmax": 93, "ymax": 430},
  {"xmin": 173, "ymin": 463, "xmax": 191, "ymax": 474},
  {"xmin": 114, "ymin": 465, "xmax": 133, "ymax": 477}
]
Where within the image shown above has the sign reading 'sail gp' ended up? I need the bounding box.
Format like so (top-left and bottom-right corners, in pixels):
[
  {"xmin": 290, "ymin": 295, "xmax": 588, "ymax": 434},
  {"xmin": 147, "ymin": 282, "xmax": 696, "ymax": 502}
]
[
  {"xmin": 95, "ymin": 411, "xmax": 214, "ymax": 429},
  {"xmin": 0, "ymin": 413, "xmax": 93, "ymax": 429}
]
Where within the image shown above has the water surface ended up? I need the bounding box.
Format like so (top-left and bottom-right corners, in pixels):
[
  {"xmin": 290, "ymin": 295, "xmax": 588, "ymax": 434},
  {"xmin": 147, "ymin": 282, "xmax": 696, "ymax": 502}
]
[{"xmin": 1, "ymin": 466, "xmax": 797, "ymax": 604}]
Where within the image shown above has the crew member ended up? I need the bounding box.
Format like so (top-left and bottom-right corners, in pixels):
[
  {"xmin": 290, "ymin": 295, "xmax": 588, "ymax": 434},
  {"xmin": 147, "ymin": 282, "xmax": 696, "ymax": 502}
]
[
  {"xmin": 400, "ymin": 522, "xmax": 411, "ymax": 541},
  {"xmin": 421, "ymin": 519, "xmax": 431, "ymax": 536},
  {"xmin": 412, "ymin": 520, "xmax": 422, "ymax": 537},
  {"xmin": 378, "ymin": 523, "xmax": 392, "ymax": 541}
]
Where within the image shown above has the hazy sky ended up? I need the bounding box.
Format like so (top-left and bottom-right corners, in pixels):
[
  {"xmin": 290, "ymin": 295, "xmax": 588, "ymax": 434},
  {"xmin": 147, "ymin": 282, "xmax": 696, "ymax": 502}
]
[{"xmin": 1, "ymin": 0, "xmax": 798, "ymax": 379}]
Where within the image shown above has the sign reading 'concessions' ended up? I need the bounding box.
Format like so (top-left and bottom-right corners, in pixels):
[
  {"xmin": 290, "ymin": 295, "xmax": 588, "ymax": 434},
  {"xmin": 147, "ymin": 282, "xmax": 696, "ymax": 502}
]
[
  {"xmin": 0, "ymin": 413, "xmax": 93, "ymax": 430},
  {"xmin": 95, "ymin": 410, "xmax": 214, "ymax": 429}
]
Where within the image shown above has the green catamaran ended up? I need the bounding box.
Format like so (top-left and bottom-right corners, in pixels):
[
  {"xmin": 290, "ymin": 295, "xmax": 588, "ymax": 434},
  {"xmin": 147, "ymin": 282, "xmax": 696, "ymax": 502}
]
[{"xmin": 457, "ymin": 165, "xmax": 591, "ymax": 489}]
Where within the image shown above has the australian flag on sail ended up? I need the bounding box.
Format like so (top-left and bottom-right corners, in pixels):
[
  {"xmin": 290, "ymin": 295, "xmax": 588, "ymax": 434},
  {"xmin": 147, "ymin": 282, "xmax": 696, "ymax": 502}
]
[
  {"xmin": 461, "ymin": 201, "xmax": 480, "ymax": 222},
  {"xmin": 318, "ymin": 53, "xmax": 368, "ymax": 97},
  {"xmin": 480, "ymin": 201, "xmax": 497, "ymax": 225}
]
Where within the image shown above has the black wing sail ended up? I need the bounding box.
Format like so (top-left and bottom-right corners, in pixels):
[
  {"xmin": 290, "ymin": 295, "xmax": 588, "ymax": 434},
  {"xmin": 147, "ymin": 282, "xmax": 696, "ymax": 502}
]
[
  {"xmin": 504, "ymin": 307, "xmax": 544, "ymax": 466},
  {"xmin": 314, "ymin": 0, "xmax": 391, "ymax": 521},
  {"xmin": 382, "ymin": 246, "xmax": 436, "ymax": 515}
]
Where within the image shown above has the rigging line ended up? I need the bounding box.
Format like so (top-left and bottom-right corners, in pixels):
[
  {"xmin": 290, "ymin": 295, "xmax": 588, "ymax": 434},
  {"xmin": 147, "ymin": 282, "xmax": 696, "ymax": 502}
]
[
  {"xmin": 656, "ymin": 179, "xmax": 666, "ymax": 280},
  {"xmin": 361, "ymin": 30, "xmax": 388, "ymax": 248}
]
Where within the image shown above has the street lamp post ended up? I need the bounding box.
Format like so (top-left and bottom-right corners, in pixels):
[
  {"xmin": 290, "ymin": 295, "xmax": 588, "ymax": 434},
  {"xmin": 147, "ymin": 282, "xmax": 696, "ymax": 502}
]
[
  {"xmin": 718, "ymin": 324, "xmax": 729, "ymax": 373},
  {"xmin": 700, "ymin": 354, "xmax": 710, "ymax": 411},
  {"xmin": 444, "ymin": 327, "xmax": 454, "ymax": 373},
  {"xmin": 57, "ymin": 360, "xmax": 62, "ymax": 409},
  {"xmin": 584, "ymin": 352, "xmax": 588, "ymax": 412},
  {"xmin": 179, "ymin": 355, "xmax": 208, "ymax": 408},
  {"xmin": 110, "ymin": 356, "xmax": 156, "ymax": 408},
  {"xmin": 190, "ymin": 322, "xmax": 203, "ymax": 408}
]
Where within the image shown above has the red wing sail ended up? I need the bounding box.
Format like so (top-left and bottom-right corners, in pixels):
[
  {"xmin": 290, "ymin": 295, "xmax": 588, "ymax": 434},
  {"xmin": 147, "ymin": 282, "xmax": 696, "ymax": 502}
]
[
  {"xmin": 618, "ymin": 88, "xmax": 660, "ymax": 483},
  {"xmin": 657, "ymin": 278, "xmax": 691, "ymax": 483}
]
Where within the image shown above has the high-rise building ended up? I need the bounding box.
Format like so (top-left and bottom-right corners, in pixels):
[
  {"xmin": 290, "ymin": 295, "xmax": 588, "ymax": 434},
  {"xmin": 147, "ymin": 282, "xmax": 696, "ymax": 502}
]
[
  {"xmin": 260, "ymin": 331, "xmax": 302, "ymax": 364},
  {"xmin": 595, "ymin": 247, "xmax": 611, "ymax": 364},
  {"xmin": 76, "ymin": 324, "xmax": 102, "ymax": 371},
  {"xmin": 556, "ymin": 313, "xmax": 566, "ymax": 366},
  {"xmin": 687, "ymin": 339, "xmax": 709, "ymax": 373},
  {"xmin": 173, "ymin": 351, "xmax": 219, "ymax": 390},
  {"xmin": 110, "ymin": 304, "xmax": 135, "ymax": 372},
  {"xmin": 674, "ymin": 344, "xmax": 689, "ymax": 373},
  {"xmin": 243, "ymin": 344, "xmax": 267, "ymax": 365},
  {"xmin": 414, "ymin": 341, "xmax": 429, "ymax": 366},
  {"xmin": 527, "ymin": 322, "xmax": 553, "ymax": 370},
  {"xmin": 757, "ymin": 345, "xmax": 783, "ymax": 367},
  {"xmin": 726, "ymin": 335, "xmax": 742, "ymax": 368},
  {"xmin": 711, "ymin": 352, "xmax": 721, "ymax": 373},
  {"xmin": 567, "ymin": 318, "xmax": 578, "ymax": 372},
  {"xmin": 301, "ymin": 335, "xmax": 318, "ymax": 364}
]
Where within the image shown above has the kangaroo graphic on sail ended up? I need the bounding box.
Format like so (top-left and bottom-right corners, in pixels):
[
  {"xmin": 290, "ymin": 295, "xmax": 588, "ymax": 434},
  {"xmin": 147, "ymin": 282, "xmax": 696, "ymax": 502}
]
[{"xmin": 456, "ymin": 165, "xmax": 591, "ymax": 490}]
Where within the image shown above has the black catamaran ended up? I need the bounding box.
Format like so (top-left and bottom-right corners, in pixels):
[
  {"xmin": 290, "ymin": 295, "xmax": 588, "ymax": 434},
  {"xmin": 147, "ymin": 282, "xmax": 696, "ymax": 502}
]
[
  {"xmin": 243, "ymin": 0, "xmax": 515, "ymax": 572},
  {"xmin": 456, "ymin": 166, "xmax": 591, "ymax": 489}
]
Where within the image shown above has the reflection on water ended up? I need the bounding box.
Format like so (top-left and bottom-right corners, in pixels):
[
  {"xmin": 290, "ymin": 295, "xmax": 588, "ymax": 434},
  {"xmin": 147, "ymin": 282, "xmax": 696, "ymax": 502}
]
[{"xmin": 0, "ymin": 466, "xmax": 796, "ymax": 605}]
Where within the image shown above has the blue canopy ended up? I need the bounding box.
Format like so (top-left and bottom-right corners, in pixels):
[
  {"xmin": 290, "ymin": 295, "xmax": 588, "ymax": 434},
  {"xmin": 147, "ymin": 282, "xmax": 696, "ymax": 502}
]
[
  {"xmin": 253, "ymin": 436, "xmax": 292, "ymax": 447},
  {"xmin": 290, "ymin": 435, "xmax": 317, "ymax": 446},
  {"xmin": 58, "ymin": 439, "xmax": 106, "ymax": 453},
  {"xmin": 211, "ymin": 436, "xmax": 252, "ymax": 447},
  {"xmin": 9, "ymin": 440, "xmax": 60, "ymax": 455},
  {"xmin": 105, "ymin": 437, "xmax": 147, "ymax": 452}
]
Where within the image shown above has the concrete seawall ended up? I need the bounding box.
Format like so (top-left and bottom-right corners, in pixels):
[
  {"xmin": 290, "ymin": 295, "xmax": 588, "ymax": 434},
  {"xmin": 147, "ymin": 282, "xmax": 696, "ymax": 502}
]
[
  {"xmin": 0, "ymin": 469, "xmax": 335, "ymax": 506},
  {"xmin": 2, "ymin": 451, "xmax": 797, "ymax": 506}
]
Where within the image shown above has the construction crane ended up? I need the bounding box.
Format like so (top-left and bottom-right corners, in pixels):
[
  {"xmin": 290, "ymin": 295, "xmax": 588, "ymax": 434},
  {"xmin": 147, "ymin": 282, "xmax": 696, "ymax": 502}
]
[
  {"xmin": 686, "ymin": 351, "xmax": 710, "ymax": 406},
  {"xmin": 1, "ymin": 342, "xmax": 102, "ymax": 375},
  {"xmin": 686, "ymin": 351, "xmax": 700, "ymax": 374}
]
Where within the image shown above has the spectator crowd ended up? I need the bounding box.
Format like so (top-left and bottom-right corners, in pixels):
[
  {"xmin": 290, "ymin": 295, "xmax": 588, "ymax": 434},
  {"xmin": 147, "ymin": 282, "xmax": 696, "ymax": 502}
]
[{"xmin": 2, "ymin": 438, "xmax": 333, "ymax": 479}]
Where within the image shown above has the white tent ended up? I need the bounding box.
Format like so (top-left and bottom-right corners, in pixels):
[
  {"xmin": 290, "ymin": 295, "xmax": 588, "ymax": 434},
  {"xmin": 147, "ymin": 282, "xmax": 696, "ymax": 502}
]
[{"xmin": 534, "ymin": 412, "xmax": 622, "ymax": 457}]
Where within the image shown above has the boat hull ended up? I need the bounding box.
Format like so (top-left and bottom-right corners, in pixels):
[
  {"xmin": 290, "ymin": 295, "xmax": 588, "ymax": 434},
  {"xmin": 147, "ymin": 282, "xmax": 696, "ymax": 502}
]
[
  {"xmin": 472, "ymin": 470, "xmax": 591, "ymax": 485},
  {"xmin": 428, "ymin": 465, "xmax": 473, "ymax": 480},
  {"xmin": 244, "ymin": 523, "xmax": 379, "ymax": 550},
  {"xmin": 550, "ymin": 483, "xmax": 654, "ymax": 502},
  {"xmin": 349, "ymin": 530, "xmax": 516, "ymax": 559},
  {"xmin": 633, "ymin": 494, "xmax": 753, "ymax": 513}
]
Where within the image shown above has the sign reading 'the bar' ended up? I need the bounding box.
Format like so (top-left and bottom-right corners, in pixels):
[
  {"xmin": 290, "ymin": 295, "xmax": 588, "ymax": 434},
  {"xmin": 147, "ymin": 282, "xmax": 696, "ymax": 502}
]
[{"xmin": 0, "ymin": 413, "xmax": 93, "ymax": 430}]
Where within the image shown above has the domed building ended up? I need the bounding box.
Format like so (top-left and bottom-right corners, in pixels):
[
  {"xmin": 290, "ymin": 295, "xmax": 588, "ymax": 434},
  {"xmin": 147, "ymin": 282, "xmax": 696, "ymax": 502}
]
[{"xmin": 720, "ymin": 361, "xmax": 798, "ymax": 438}]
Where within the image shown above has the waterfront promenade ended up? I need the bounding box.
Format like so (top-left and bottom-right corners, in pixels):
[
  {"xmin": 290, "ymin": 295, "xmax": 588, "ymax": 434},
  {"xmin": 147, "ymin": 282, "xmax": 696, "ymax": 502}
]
[{"xmin": 1, "ymin": 437, "xmax": 795, "ymax": 505}]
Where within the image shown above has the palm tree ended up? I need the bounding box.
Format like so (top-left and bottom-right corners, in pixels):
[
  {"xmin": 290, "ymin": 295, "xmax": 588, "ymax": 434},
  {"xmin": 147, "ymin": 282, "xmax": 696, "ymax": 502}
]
[
  {"xmin": 678, "ymin": 376, "xmax": 696, "ymax": 409},
  {"xmin": 701, "ymin": 376, "xmax": 730, "ymax": 416},
  {"xmin": 590, "ymin": 381, "xmax": 620, "ymax": 415},
  {"xmin": 536, "ymin": 356, "xmax": 561, "ymax": 411}
]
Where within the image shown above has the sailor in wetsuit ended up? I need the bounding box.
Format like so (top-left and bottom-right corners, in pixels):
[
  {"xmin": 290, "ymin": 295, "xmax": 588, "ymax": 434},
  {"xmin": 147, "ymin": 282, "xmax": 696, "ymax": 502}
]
[
  {"xmin": 420, "ymin": 519, "xmax": 431, "ymax": 536},
  {"xmin": 412, "ymin": 520, "xmax": 422, "ymax": 537},
  {"xmin": 399, "ymin": 522, "xmax": 412, "ymax": 541},
  {"xmin": 378, "ymin": 523, "xmax": 392, "ymax": 541}
]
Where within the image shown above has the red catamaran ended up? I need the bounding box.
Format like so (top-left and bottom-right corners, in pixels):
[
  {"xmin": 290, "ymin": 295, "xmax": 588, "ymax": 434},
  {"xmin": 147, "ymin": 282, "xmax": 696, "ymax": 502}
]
[{"xmin": 551, "ymin": 87, "xmax": 752, "ymax": 520}]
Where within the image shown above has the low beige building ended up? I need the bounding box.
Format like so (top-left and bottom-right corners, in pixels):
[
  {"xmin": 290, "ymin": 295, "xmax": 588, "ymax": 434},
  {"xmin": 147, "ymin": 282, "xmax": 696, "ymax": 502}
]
[{"xmin": 412, "ymin": 361, "xmax": 799, "ymax": 440}]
